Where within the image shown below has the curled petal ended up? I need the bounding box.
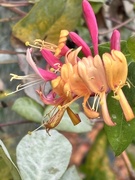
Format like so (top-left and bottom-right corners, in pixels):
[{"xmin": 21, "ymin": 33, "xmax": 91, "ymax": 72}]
[
  {"xmin": 117, "ymin": 89, "xmax": 134, "ymax": 121},
  {"xmin": 82, "ymin": 0, "xmax": 98, "ymax": 55},
  {"xmin": 65, "ymin": 47, "xmax": 81, "ymax": 65},
  {"xmin": 67, "ymin": 107, "xmax": 81, "ymax": 125},
  {"xmin": 26, "ymin": 48, "xmax": 43, "ymax": 78},
  {"xmin": 83, "ymin": 95, "xmax": 99, "ymax": 119},
  {"xmin": 41, "ymin": 49, "xmax": 62, "ymax": 69},
  {"xmin": 36, "ymin": 90, "xmax": 57, "ymax": 105},
  {"xmin": 102, "ymin": 50, "xmax": 128, "ymax": 90},
  {"xmin": 69, "ymin": 32, "xmax": 92, "ymax": 57},
  {"xmin": 26, "ymin": 48, "xmax": 57, "ymax": 80},
  {"xmin": 45, "ymin": 107, "xmax": 66, "ymax": 133},
  {"xmin": 38, "ymin": 67, "xmax": 57, "ymax": 80},
  {"xmin": 111, "ymin": 30, "xmax": 120, "ymax": 51},
  {"xmin": 100, "ymin": 92, "xmax": 116, "ymax": 126}
]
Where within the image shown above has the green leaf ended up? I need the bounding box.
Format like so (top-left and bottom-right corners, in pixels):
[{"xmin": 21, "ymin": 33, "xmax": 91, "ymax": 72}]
[
  {"xmin": 80, "ymin": 130, "xmax": 116, "ymax": 180},
  {"xmin": 60, "ymin": 165, "xmax": 81, "ymax": 180},
  {"xmin": 12, "ymin": 0, "xmax": 82, "ymax": 44},
  {"xmin": 89, "ymin": 2, "xmax": 103, "ymax": 14},
  {"xmin": 105, "ymin": 62, "xmax": 135, "ymax": 155},
  {"xmin": 0, "ymin": 140, "xmax": 22, "ymax": 180},
  {"xmin": 12, "ymin": 97, "xmax": 44, "ymax": 123},
  {"xmin": 16, "ymin": 130, "xmax": 72, "ymax": 180},
  {"xmin": 124, "ymin": 62, "xmax": 135, "ymax": 107},
  {"xmin": 104, "ymin": 92, "xmax": 135, "ymax": 156},
  {"xmin": 0, "ymin": 159, "xmax": 13, "ymax": 180},
  {"xmin": 44, "ymin": 104, "xmax": 94, "ymax": 133},
  {"xmin": 127, "ymin": 35, "xmax": 135, "ymax": 61}
]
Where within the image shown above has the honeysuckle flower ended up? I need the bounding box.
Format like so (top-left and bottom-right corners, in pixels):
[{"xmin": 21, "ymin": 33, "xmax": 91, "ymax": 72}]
[
  {"xmin": 6, "ymin": 30, "xmax": 69, "ymax": 96},
  {"xmin": 103, "ymin": 29, "xmax": 134, "ymax": 121},
  {"xmin": 65, "ymin": 0, "xmax": 116, "ymax": 126},
  {"xmin": 67, "ymin": 0, "xmax": 134, "ymax": 124},
  {"xmin": 102, "ymin": 50, "xmax": 134, "ymax": 121},
  {"xmin": 77, "ymin": 55, "xmax": 115, "ymax": 126},
  {"xmin": 7, "ymin": 0, "xmax": 134, "ymax": 133}
]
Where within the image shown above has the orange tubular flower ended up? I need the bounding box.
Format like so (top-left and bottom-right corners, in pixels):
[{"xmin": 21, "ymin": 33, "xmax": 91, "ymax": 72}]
[
  {"xmin": 8, "ymin": 0, "xmax": 134, "ymax": 132},
  {"xmin": 102, "ymin": 50, "xmax": 134, "ymax": 121},
  {"xmin": 67, "ymin": 48, "xmax": 100, "ymax": 119},
  {"xmin": 77, "ymin": 54, "xmax": 115, "ymax": 126},
  {"xmin": 50, "ymin": 48, "xmax": 99, "ymax": 124}
]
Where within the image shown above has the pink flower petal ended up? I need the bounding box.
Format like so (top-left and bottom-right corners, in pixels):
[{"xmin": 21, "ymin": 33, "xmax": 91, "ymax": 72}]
[
  {"xmin": 38, "ymin": 67, "xmax": 57, "ymax": 80},
  {"xmin": 60, "ymin": 45, "xmax": 69, "ymax": 56},
  {"xmin": 100, "ymin": 92, "xmax": 116, "ymax": 126},
  {"xmin": 36, "ymin": 90, "xmax": 56, "ymax": 105},
  {"xmin": 82, "ymin": 0, "xmax": 98, "ymax": 55},
  {"xmin": 41, "ymin": 49, "xmax": 62, "ymax": 69},
  {"xmin": 26, "ymin": 48, "xmax": 43, "ymax": 78},
  {"xmin": 69, "ymin": 32, "xmax": 92, "ymax": 57},
  {"xmin": 36, "ymin": 90, "xmax": 63, "ymax": 105},
  {"xmin": 111, "ymin": 30, "xmax": 120, "ymax": 51},
  {"xmin": 26, "ymin": 48, "xmax": 57, "ymax": 81}
]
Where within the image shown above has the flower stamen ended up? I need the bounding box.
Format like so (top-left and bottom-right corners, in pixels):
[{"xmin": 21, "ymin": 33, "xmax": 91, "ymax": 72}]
[
  {"xmin": 5, "ymin": 74, "xmax": 43, "ymax": 96},
  {"xmin": 25, "ymin": 40, "xmax": 58, "ymax": 52}
]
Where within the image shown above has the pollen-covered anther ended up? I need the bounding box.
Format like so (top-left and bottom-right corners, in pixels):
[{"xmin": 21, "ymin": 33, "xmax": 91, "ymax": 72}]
[
  {"xmin": 25, "ymin": 41, "xmax": 41, "ymax": 49},
  {"xmin": 25, "ymin": 41, "xmax": 30, "ymax": 46},
  {"xmin": 25, "ymin": 39, "xmax": 58, "ymax": 52},
  {"xmin": 126, "ymin": 81, "xmax": 131, "ymax": 88},
  {"xmin": 112, "ymin": 94, "xmax": 120, "ymax": 100},
  {"xmin": 10, "ymin": 73, "xmax": 20, "ymax": 81},
  {"xmin": 50, "ymin": 68, "xmax": 55, "ymax": 72},
  {"xmin": 57, "ymin": 105, "xmax": 62, "ymax": 110}
]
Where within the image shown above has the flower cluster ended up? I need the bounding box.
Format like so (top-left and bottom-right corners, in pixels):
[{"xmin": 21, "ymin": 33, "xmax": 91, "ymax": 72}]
[{"xmin": 8, "ymin": 0, "xmax": 134, "ymax": 131}]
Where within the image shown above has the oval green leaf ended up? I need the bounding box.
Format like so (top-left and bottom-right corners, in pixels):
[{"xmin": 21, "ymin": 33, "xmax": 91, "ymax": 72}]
[
  {"xmin": 16, "ymin": 130, "xmax": 72, "ymax": 180},
  {"xmin": 127, "ymin": 35, "xmax": 135, "ymax": 61},
  {"xmin": 12, "ymin": 0, "xmax": 82, "ymax": 44},
  {"xmin": 0, "ymin": 140, "xmax": 22, "ymax": 180},
  {"xmin": 12, "ymin": 97, "xmax": 44, "ymax": 123},
  {"xmin": 104, "ymin": 92, "xmax": 135, "ymax": 156}
]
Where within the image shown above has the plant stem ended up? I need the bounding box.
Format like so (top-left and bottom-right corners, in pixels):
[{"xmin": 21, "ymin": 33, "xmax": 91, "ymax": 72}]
[
  {"xmin": 121, "ymin": 151, "xmax": 135, "ymax": 180},
  {"xmin": 0, "ymin": 120, "xmax": 34, "ymax": 128}
]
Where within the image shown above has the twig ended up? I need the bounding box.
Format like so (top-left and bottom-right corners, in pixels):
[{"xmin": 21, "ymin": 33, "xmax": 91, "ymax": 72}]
[
  {"xmin": 0, "ymin": 2, "xmax": 29, "ymax": 7},
  {"xmin": 105, "ymin": 16, "xmax": 135, "ymax": 32},
  {"xmin": 6, "ymin": 7, "xmax": 27, "ymax": 16},
  {"xmin": 99, "ymin": 16, "xmax": 135, "ymax": 35},
  {"xmin": 0, "ymin": 50, "xmax": 25, "ymax": 55},
  {"xmin": 0, "ymin": 120, "xmax": 34, "ymax": 128},
  {"xmin": 0, "ymin": 0, "xmax": 27, "ymax": 16},
  {"xmin": 0, "ymin": 16, "xmax": 21, "ymax": 22},
  {"xmin": 121, "ymin": 151, "xmax": 135, "ymax": 180}
]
